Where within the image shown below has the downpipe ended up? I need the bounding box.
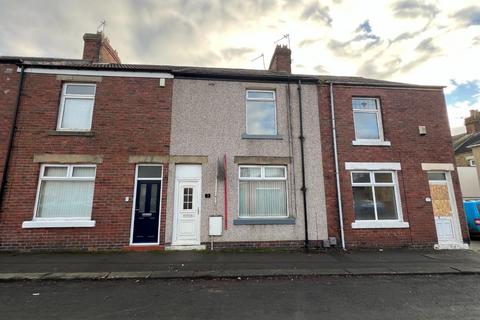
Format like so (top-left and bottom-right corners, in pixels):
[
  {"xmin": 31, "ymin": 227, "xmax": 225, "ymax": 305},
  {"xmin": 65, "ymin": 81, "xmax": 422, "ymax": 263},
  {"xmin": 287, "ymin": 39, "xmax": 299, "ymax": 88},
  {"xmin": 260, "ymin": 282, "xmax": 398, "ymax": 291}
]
[
  {"xmin": 297, "ymin": 80, "xmax": 309, "ymax": 251},
  {"xmin": 0, "ymin": 64, "xmax": 25, "ymax": 210},
  {"xmin": 329, "ymin": 82, "xmax": 346, "ymax": 250}
]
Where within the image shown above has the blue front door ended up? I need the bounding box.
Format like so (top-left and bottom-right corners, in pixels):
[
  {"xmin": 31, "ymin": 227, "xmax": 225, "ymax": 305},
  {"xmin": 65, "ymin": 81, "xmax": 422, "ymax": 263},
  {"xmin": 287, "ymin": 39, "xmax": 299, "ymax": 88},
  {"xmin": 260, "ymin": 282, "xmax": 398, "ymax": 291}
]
[{"xmin": 132, "ymin": 180, "xmax": 161, "ymax": 244}]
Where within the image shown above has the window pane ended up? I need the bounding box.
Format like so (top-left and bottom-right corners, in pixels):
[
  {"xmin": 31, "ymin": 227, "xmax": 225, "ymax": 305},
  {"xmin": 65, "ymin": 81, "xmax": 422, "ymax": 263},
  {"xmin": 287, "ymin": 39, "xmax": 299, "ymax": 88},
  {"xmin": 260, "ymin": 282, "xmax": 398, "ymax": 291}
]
[
  {"xmin": 352, "ymin": 172, "xmax": 370, "ymax": 183},
  {"xmin": 240, "ymin": 167, "xmax": 261, "ymax": 178},
  {"xmin": 264, "ymin": 167, "xmax": 285, "ymax": 178},
  {"xmin": 239, "ymin": 180, "xmax": 287, "ymax": 217},
  {"xmin": 61, "ymin": 98, "xmax": 94, "ymax": 130},
  {"xmin": 374, "ymin": 172, "xmax": 393, "ymax": 183},
  {"xmin": 37, "ymin": 181, "xmax": 94, "ymax": 218},
  {"xmin": 246, "ymin": 100, "xmax": 276, "ymax": 135},
  {"xmin": 352, "ymin": 98, "xmax": 377, "ymax": 110},
  {"xmin": 72, "ymin": 167, "xmax": 96, "ymax": 178},
  {"xmin": 354, "ymin": 112, "xmax": 380, "ymax": 139},
  {"xmin": 66, "ymin": 84, "xmax": 95, "ymax": 95},
  {"xmin": 139, "ymin": 184, "xmax": 146, "ymax": 212},
  {"xmin": 247, "ymin": 91, "xmax": 274, "ymax": 100},
  {"xmin": 428, "ymin": 172, "xmax": 446, "ymax": 181},
  {"xmin": 375, "ymin": 187, "xmax": 398, "ymax": 220},
  {"xmin": 44, "ymin": 167, "xmax": 68, "ymax": 177},
  {"xmin": 353, "ymin": 186, "xmax": 375, "ymax": 220},
  {"xmin": 183, "ymin": 187, "xmax": 193, "ymax": 210},
  {"xmin": 138, "ymin": 166, "xmax": 162, "ymax": 178},
  {"xmin": 150, "ymin": 184, "xmax": 158, "ymax": 212}
]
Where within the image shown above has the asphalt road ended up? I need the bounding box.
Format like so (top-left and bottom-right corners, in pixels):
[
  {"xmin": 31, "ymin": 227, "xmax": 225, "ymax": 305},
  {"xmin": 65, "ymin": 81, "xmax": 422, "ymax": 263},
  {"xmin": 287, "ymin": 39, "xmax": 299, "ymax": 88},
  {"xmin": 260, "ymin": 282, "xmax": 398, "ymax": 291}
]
[{"xmin": 1, "ymin": 275, "xmax": 479, "ymax": 320}]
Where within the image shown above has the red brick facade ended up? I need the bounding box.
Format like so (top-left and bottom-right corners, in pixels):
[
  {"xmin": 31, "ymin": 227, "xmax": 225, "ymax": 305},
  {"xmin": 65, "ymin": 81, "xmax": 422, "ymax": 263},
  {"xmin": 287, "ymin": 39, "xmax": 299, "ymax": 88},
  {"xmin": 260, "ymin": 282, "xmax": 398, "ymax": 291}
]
[
  {"xmin": 0, "ymin": 72, "xmax": 172, "ymax": 250},
  {"xmin": 319, "ymin": 84, "xmax": 469, "ymax": 248}
]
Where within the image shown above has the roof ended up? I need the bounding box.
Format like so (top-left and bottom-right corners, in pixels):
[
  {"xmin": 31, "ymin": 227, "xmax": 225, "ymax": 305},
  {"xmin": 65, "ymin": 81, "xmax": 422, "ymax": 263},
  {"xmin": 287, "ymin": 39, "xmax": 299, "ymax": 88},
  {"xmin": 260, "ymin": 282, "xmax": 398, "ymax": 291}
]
[
  {"xmin": 453, "ymin": 132, "xmax": 480, "ymax": 154},
  {"xmin": 0, "ymin": 55, "xmax": 444, "ymax": 88}
]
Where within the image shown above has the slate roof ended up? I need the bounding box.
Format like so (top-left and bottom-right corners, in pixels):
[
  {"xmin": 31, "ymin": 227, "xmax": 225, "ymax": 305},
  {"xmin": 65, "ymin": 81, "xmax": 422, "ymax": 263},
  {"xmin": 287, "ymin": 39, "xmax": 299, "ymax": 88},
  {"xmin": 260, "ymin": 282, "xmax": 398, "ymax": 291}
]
[
  {"xmin": 453, "ymin": 132, "xmax": 480, "ymax": 154},
  {"xmin": 0, "ymin": 56, "xmax": 444, "ymax": 89}
]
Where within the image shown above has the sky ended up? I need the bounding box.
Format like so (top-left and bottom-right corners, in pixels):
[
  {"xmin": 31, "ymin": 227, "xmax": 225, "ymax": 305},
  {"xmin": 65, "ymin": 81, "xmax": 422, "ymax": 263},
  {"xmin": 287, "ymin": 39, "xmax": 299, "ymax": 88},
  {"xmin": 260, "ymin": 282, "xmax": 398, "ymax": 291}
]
[{"xmin": 0, "ymin": 0, "xmax": 479, "ymax": 135}]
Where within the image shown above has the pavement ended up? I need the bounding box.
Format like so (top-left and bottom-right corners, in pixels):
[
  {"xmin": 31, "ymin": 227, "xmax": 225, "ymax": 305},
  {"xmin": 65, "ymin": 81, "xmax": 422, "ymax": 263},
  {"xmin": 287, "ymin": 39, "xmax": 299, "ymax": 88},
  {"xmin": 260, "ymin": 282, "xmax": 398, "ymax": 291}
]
[{"xmin": 1, "ymin": 243, "xmax": 480, "ymax": 281}]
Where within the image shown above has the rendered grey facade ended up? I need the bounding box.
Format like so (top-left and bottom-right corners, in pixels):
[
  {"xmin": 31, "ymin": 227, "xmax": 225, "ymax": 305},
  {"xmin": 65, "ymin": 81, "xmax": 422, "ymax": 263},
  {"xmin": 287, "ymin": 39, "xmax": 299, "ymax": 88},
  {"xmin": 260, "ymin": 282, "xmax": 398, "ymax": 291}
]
[{"xmin": 165, "ymin": 79, "xmax": 328, "ymax": 248}]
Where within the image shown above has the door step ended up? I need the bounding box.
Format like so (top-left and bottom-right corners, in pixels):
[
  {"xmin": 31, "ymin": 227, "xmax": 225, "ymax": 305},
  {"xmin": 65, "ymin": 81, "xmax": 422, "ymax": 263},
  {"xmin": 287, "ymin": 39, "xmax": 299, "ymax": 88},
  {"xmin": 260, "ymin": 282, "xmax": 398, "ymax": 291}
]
[{"xmin": 165, "ymin": 245, "xmax": 207, "ymax": 251}]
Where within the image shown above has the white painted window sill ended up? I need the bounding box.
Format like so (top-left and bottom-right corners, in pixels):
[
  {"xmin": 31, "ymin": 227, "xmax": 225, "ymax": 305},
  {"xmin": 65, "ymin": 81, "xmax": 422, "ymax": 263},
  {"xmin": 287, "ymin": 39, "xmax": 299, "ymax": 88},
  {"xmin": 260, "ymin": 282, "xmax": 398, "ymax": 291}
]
[
  {"xmin": 352, "ymin": 140, "xmax": 391, "ymax": 147},
  {"xmin": 351, "ymin": 221, "xmax": 409, "ymax": 229},
  {"xmin": 22, "ymin": 219, "xmax": 96, "ymax": 228}
]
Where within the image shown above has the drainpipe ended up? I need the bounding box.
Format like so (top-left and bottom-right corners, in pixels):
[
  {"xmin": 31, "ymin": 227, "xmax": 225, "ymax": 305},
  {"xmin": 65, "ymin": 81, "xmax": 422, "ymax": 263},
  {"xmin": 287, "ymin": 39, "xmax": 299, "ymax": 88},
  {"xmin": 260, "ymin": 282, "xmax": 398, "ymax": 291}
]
[
  {"xmin": 328, "ymin": 82, "xmax": 346, "ymax": 250},
  {"xmin": 297, "ymin": 80, "xmax": 309, "ymax": 250},
  {"xmin": 0, "ymin": 64, "xmax": 25, "ymax": 211}
]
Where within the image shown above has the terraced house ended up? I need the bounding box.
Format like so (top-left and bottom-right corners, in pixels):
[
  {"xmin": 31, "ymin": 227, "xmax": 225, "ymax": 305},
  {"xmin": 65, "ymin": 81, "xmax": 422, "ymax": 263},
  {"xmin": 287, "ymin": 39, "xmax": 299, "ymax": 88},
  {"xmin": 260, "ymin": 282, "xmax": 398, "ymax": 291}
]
[{"xmin": 0, "ymin": 32, "xmax": 470, "ymax": 251}]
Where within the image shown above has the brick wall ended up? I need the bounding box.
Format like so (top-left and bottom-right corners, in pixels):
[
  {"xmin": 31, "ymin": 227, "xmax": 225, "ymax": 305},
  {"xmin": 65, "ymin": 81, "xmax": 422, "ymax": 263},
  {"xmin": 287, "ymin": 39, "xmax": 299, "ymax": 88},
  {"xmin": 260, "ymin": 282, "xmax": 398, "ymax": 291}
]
[
  {"xmin": 0, "ymin": 73, "xmax": 172, "ymax": 250},
  {"xmin": 319, "ymin": 84, "xmax": 469, "ymax": 248},
  {"xmin": 455, "ymin": 152, "xmax": 472, "ymax": 167}
]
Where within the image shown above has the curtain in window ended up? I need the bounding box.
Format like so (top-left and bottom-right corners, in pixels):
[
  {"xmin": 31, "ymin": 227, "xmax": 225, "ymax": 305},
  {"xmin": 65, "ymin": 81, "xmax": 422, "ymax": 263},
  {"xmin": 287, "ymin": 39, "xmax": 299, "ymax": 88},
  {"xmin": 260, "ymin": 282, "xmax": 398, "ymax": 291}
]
[
  {"xmin": 37, "ymin": 181, "xmax": 94, "ymax": 218},
  {"xmin": 61, "ymin": 98, "xmax": 94, "ymax": 129},
  {"xmin": 239, "ymin": 180, "xmax": 287, "ymax": 217}
]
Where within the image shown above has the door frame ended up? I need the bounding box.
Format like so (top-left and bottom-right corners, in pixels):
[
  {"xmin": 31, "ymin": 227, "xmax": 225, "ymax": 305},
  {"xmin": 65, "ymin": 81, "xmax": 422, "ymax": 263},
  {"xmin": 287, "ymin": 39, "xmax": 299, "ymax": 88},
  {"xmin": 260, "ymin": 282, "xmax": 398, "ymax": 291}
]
[
  {"xmin": 428, "ymin": 171, "xmax": 465, "ymax": 248},
  {"xmin": 129, "ymin": 164, "xmax": 163, "ymax": 246},
  {"xmin": 172, "ymin": 164, "xmax": 202, "ymax": 246}
]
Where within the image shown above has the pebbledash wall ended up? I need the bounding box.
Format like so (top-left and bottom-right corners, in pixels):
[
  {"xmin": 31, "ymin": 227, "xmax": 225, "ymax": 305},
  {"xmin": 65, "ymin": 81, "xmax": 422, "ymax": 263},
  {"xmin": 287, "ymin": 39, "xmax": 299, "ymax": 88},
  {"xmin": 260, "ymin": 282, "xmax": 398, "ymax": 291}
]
[
  {"xmin": 0, "ymin": 68, "xmax": 173, "ymax": 250},
  {"xmin": 319, "ymin": 83, "xmax": 469, "ymax": 248},
  {"xmin": 166, "ymin": 79, "xmax": 327, "ymax": 248}
]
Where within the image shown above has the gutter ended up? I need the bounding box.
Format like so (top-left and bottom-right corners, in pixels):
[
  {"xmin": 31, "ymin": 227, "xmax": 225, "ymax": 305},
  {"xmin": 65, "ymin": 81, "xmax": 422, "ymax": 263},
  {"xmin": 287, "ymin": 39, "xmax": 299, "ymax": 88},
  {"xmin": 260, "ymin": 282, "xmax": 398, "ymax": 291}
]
[
  {"xmin": 0, "ymin": 64, "xmax": 25, "ymax": 210},
  {"xmin": 327, "ymin": 82, "xmax": 346, "ymax": 251},
  {"xmin": 297, "ymin": 80, "xmax": 309, "ymax": 250}
]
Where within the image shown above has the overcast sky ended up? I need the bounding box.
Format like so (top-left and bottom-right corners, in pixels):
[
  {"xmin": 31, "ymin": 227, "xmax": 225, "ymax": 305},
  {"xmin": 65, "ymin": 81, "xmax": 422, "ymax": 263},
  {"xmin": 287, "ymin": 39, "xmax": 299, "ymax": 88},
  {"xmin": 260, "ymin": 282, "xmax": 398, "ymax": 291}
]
[{"xmin": 1, "ymin": 0, "xmax": 479, "ymax": 134}]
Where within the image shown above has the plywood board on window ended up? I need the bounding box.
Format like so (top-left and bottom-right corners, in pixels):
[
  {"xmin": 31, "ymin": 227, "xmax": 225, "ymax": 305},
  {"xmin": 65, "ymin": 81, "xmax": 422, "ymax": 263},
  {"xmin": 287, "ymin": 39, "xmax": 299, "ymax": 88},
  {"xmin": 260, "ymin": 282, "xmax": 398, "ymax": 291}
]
[{"xmin": 429, "ymin": 184, "xmax": 452, "ymax": 217}]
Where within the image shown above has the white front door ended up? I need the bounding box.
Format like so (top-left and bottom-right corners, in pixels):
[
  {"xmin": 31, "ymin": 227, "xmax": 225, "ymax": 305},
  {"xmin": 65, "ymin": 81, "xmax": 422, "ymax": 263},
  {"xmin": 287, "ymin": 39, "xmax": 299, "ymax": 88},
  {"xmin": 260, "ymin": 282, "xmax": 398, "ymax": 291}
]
[
  {"xmin": 428, "ymin": 171, "xmax": 462, "ymax": 247},
  {"xmin": 172, "ymin": 165, "xmax": 202, "ymax": 246}
]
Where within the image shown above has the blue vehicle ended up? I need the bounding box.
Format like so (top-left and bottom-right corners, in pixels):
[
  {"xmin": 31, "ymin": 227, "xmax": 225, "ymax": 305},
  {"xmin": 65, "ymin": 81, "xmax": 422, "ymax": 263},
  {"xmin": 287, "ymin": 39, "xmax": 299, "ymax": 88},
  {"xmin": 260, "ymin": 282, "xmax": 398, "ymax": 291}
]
[{"xmin": 463, "ymin": 201, "xmax": 480, "ymax": 237}]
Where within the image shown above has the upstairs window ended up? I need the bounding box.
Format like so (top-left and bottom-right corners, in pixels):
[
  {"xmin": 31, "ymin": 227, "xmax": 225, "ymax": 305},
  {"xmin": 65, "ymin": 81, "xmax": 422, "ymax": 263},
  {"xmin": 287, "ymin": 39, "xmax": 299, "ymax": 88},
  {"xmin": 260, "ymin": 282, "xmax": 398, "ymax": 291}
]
[
  {"xmin": 57, "ymin": 83, "xmax": 96, "ymax": 131},
  {"xmin": 245, "ymin": 90, "xmax": 277, "ymax": 136},
  {"xmin": 352, "ymin": 98, "xmax": 384, "ymax": 141}
]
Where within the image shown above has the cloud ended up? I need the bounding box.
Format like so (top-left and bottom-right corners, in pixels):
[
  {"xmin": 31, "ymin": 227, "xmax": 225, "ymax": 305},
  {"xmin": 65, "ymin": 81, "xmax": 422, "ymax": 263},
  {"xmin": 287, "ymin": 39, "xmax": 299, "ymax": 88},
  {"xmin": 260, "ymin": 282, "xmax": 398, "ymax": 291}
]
[
  {"xmin": 452, "ymin": 6, "xmax": 480, "ymax": 26},
  {"xmin": 356, "ymin": 20, "xmax": 372, "ymax": 33},
  {"xmin": 391, "ymin": 0, "xmax": 439, "ymax": 19},
  {"xmin": 314, "ymin": 64, "xmax": 328, "ymax": 73},
  {"xmin": 415, "ymin": 37, "xmax": 438, "ymax": 53},
  {"xmin": 300, "ymin": 1, "xmax": 332, "ymax": 26},
  {"xmin": 221, "ymin": 47, "xmax": 255, "ymax": 61},
  {"xmin": 298, "ymin": 38, "xmax": 318, "ymax": 48}
]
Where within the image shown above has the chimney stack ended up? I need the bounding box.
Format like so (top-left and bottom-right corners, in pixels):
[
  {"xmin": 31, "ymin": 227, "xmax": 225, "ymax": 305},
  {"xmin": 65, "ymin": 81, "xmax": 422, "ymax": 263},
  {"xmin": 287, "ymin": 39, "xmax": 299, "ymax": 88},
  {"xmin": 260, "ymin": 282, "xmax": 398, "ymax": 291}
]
[
  {"xmin": 82, "ymin": 32, "xmax": 121, "ymax": 63},
  {"xmin": 268, "ymin": 45, "xmax": 291, "ymax": 73},
  {"xmin": 465, "ymin": 109, "xmax": 480, "ymax": 134}
]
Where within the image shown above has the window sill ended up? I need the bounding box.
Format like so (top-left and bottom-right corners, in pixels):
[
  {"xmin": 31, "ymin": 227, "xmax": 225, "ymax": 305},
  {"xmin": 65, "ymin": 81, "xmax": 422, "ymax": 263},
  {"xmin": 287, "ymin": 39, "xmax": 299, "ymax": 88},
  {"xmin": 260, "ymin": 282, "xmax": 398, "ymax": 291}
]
[
  {"xmin": 241, "ymin": 134, "xmax": 283, "ymax": 140},
  {"xmin": 233, "ymin": 218, "xmax": 295, "ymax": 225},
  {"xmin": 352, "ymin": 140, "xmax": 391, "ymax": 147},
  {"xmin": 22, "ymin": 219, "xmax": 96, "ymax": 228},
  {"xmin": 351, "ymin": 221, "xmax": 409, "ymax": 229},
  {"xmin": 48, "ymin": 130, "xmax": 94, "ymax": 137}
]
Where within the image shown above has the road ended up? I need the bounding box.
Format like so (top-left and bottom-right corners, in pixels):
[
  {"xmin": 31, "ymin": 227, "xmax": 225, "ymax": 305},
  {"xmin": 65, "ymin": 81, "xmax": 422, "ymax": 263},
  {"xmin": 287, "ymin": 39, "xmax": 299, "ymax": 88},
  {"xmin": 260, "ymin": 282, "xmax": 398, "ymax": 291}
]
[{"xmin": 1, "ymin": 275, "xmax": 479, "ymax": 320}]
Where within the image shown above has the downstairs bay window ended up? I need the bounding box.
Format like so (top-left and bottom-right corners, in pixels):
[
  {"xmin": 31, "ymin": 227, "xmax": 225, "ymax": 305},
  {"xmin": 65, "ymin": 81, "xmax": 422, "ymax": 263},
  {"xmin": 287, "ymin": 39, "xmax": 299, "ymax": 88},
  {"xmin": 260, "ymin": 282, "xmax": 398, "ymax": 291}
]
[
  {"xmin": 238, "ymin": 165, "xmax": 288, "ymax": 219},
  {"xmin": 350, "ymin": 170, "xmax": 408, "ymax": 229},
  {"xmin": 22, "ymin": 164, "xmax": 96, "ymax": 228}
]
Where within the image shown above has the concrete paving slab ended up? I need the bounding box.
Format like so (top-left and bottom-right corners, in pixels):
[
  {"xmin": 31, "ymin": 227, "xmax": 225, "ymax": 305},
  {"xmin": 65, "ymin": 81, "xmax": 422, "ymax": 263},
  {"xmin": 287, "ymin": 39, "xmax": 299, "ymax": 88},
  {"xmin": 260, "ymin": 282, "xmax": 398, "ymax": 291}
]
[
  {"xmin": 0, "ymin": 272, "xmax": 47, "ymax": 280},
  {"xmin": 42, "ymin": 272, "xmax": 109, "ymax": 280},
  {"xmin": 107, "ymin": 271, "xmax": 152, "ymax": 279},
  {"xmin": 344, "ymin": 267, "xmax": 397, "ymax": 275}
]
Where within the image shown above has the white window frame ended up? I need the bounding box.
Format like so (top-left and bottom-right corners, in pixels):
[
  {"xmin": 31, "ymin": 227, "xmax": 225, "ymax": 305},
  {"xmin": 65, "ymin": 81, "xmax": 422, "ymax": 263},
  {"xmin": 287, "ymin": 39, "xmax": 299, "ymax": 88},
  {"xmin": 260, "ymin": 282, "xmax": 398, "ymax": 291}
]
[
  {"xmin": 466, "ymin": 156, "xmax": 476, "ymax": 167},
  {"xmin": 245, "ymin": 90, "xmax": 278, "ymax": 136},
  {"xmin": 238, "ymin": 165, "xmax": 288, "ymax": 219},
  {"xmin": 22, "ymin": 164, "xmax": 97, "ymax": 228},
  {"xmin": 352, "ymin": 97, "xmax": 390, "ymax": 146},
  {"xmin": 350, "ymin": 170, "xmax": 409, "ymax": 229},
  {"xmin": 56, "ymin": 83, "xmax": 96, "ymax": 131}
]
